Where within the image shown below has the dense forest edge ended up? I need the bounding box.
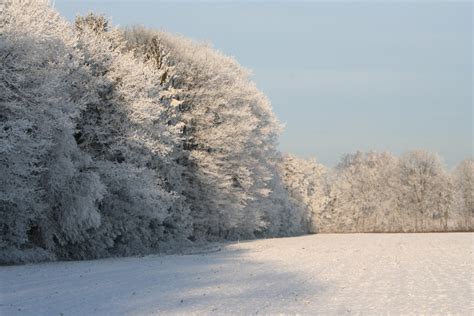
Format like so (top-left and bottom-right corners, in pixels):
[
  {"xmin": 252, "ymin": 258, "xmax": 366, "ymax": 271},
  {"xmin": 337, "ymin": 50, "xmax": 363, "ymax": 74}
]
[{"xmin": 1, "ymin": 1, "xmax": 472, "ymax": 264}]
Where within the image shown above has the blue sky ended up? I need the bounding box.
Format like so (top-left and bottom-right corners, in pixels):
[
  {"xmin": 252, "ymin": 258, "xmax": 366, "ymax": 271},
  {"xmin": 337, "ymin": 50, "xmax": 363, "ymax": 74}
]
[{"xmin": 55, "ymin": 1, "xmax": 472, "ymax": 167}]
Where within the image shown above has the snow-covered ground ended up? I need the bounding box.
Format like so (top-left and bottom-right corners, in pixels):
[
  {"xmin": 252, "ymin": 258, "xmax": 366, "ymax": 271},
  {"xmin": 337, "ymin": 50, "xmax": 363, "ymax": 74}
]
[{"xmin": 1, "ymin": 233, "xmax": 472, "ymax": 315}]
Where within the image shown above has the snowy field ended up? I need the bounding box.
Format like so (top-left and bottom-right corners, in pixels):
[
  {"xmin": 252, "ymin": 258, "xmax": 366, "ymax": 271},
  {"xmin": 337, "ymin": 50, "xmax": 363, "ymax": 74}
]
[{"xmin": 1, "ymin": 233, "xmax": 472, "ymax": 315}]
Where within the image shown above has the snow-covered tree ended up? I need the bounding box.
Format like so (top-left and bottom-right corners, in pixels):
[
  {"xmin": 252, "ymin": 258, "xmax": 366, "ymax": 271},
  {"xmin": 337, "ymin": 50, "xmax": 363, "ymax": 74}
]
[
  {"xmin": 451, "ymin": 159, "xmax": 474, "ymax": 230},
  {"xmin": 279, "ymin": 154, "xmax": 327, "ymax": 234},
  {"xmin": 325, "ymin": 151, "xmax": 398, "ymax": 232},
  {"xmin": 3, "ymin": 1, "xmax": 468, "ymax": 265},
  {"xmin": 0, "ymin": 0, "xmax": 105, "ymax": 262},
  {"xmin": 71, "ymin": 14, "xmax": 193, "ymax": 256},
  {"xmin": 0, "ymin": 2, "xmax": 302, "ymax": 263},
  {"xmin": 397, "ymin": 150, "xmax": 452, "ymax": 232},
  {"xmin": 0, "ymin": 2, "xmax": 191, "ymax": 263},
  {"xmin": 316, "ymin": 150, "xmax": 465, "ymax": 233},
  {"xmin": 123, "ymin": 27, "xmax": 286, "ymax": 240}
]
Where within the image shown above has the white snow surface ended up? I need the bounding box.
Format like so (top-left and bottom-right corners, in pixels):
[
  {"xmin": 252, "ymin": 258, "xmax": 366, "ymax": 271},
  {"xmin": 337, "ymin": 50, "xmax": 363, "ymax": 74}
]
[{"xmin": 1, "ymin": 233, "xmax": 472, "ymax": 315}]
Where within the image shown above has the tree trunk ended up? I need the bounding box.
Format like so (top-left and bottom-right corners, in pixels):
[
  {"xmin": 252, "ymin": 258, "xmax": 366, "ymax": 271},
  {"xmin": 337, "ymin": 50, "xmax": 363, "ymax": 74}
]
[
  {"xmin": 415, "ymin": 212, "xmax": 418, "ymax": 232},
  {"xmin": 444, "ymin": 210, "xmax": 448, "ymax": 231},
  {"xmin": 373, "ymin": 214, "xmax": 378, "ymax": 232}
]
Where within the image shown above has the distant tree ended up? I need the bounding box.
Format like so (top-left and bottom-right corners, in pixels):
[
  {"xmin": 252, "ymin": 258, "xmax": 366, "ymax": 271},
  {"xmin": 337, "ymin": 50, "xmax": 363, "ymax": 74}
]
[
  {"xmin": 327, "ymin": 151, "xmax": 398, "ymax": 232},
  {"xmin": 316, "ymin": 150, "xmax": 467, "ymax": 233},
  {"xmin": 397, "ymin": 150, "xmax": 452, "ymax": 231},
  {"xmin": 280, "ymin": 154, "xmax": 327, "ymax": 233},
  {"xmin": 75, "ymin": 13, "xmax": 109, "ymax": 34},
  {"xmin": 451, "ymin": 159, "xmax": 474, "ymax": 230}
]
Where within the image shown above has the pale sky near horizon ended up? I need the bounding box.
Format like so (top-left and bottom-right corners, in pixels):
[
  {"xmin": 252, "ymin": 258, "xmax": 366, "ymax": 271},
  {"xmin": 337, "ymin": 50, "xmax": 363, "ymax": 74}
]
[{"xmin": 55, "ymin": 0, "xmax": 472, "ymax": 168}]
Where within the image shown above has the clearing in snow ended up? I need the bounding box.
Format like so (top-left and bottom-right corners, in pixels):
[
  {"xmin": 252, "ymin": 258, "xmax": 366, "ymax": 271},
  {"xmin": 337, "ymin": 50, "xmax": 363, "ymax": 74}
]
[{"xmin": 1, "ymin": 233, "xmax": 472, "ymax": 315}]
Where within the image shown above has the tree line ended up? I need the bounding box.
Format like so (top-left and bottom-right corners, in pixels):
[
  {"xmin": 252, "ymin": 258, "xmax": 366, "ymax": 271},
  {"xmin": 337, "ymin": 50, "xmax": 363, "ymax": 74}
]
[
  {"xmin": 286, "ymin": 152, "xmax": 473, "ymax": 234},
  {"xmin": 1, "ymin": 1, "xmax": 472, "ymax": 264},
  {"xmin": 0, "ymin": 1, "xmax": 311, "ymax": 263}
]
